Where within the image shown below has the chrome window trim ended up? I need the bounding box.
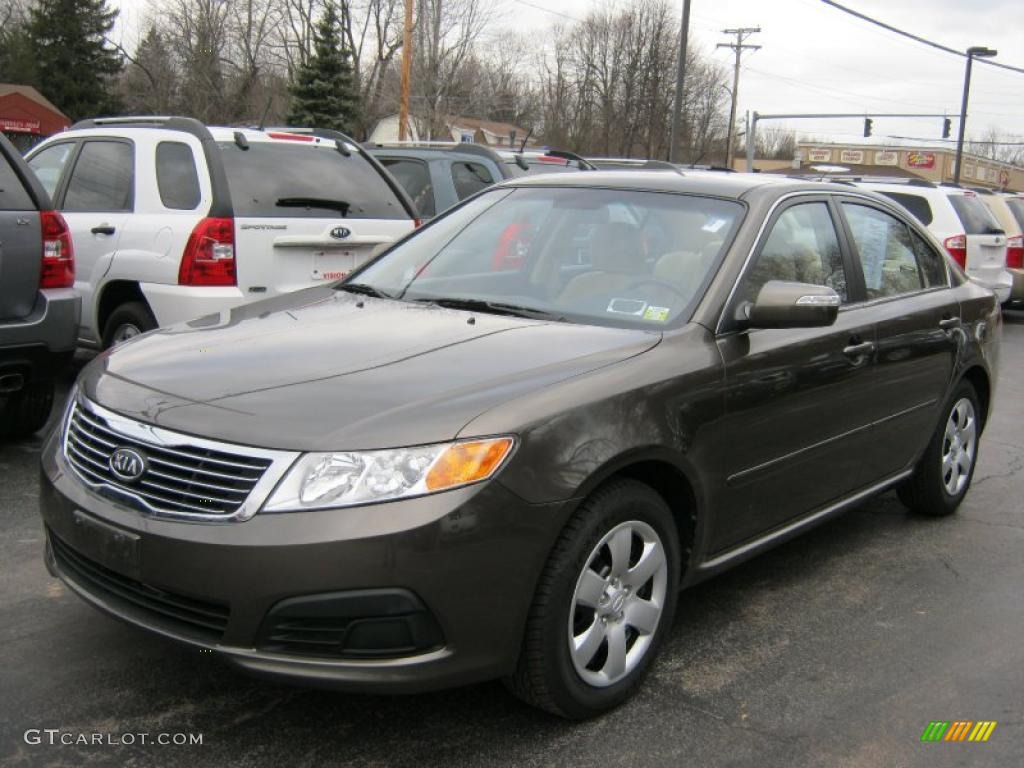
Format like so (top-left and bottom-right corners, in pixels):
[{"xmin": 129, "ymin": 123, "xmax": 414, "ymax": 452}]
[
  {"xmin": 714, "ymin": 188, "xmax": 954, "ymax": 336},
  {"xmin": 62, "ymin": 395, "xmax": 300, "ymax": 522}
]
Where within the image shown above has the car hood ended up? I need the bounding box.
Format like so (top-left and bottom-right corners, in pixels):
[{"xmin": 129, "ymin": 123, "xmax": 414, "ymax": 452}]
[{"xmin": 82, "ymin": 287, "xmax": 661, "ymax": 451}]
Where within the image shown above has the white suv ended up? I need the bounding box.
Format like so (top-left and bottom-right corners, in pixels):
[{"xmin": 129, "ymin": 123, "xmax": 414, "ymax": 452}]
[
  {"xmin": 26, "ymin": 117, "xmax": 417, "ymax": 347},
  {"xmin": 846, "ymin": 178, "xmax": 1012, "ymax": 303}
]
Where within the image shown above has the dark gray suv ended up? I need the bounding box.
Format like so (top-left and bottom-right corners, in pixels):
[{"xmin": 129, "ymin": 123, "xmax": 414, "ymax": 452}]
[
  {"xmin": 39, "ymin": 171, "xmax": 999, "ymax": 718},
  {"xmin": 0, "ymin": 133, "xmax": 78, "ymax": 437}
]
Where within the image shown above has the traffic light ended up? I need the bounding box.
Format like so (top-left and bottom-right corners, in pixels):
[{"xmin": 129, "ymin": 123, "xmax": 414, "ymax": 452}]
[
  {"xmin": 863, "ymin": 118, "xmax": 873, "ymax": 138},
  {"xmin": 942, "ymin": 118, "xmax": 952, "ymax": 139}
]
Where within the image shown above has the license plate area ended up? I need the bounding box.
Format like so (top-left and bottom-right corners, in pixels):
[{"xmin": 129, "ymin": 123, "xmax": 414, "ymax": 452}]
[
  {"xmin": 311, "ymin": 249, "xmax": 361, "ymax": 281},
  {"xmin": 70, "ymin": 509, "xmax": 140, "ymax": 579}
]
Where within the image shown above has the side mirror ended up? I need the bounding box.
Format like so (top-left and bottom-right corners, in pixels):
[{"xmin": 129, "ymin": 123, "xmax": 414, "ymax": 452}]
[{"xmin": 746, "ymin": 281, "xmax": 840, "ymax": 329}]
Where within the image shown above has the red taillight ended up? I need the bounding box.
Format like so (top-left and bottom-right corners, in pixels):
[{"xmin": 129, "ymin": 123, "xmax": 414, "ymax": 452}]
[
  {"xmin": 944, "ymin": 234, "xmax": 967, "ymax": 269},
  {"xmin": 1006, "ymin": 235, "xmax": 1023, "ymax": 269},
  {"xmin": 537, "ymin": 155, "xmax": 569, "ymax": 165},
  {"xmin": 39, "ymin": 210, "xmax": 74, "ymax": 289},
  {"xmin": 178, "ymin": 217, "xmax": 236, "ymax": 286}
]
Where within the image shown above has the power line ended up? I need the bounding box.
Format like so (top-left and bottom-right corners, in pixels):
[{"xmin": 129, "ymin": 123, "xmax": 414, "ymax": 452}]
[
  {"xmin": 819, "ymin": 0, "xmax": 1024, "ymax": 76},
  {"xmin": 508, "ymin": 0, "xmax": 581, "ymax": 24}
]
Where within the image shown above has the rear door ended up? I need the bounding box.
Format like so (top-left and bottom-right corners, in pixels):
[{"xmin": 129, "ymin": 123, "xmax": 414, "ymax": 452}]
[
  {"xmin": 41, "ymin": 138, "xmax": 134, "ymax": 339},
  {"xmin": 218, "ymin": 137, "xmax": 415, "ymax": 296},
  {"xmin": 0, "ymin": 140, "xmax": 42, "ymax": 320},
  {"xmin": 947, "ymin": 190, "xmax": 1007, "ymax": 283},
  {"xmin": 837, "ymin": 199, "xmax": 960, "ymax": 480}
]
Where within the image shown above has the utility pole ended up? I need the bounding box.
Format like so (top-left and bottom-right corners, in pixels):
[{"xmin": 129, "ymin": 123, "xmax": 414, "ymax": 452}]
[
  {"xmin": 668, "ymin": 0, "xmax": 691, "ymax": 164},
  {"xmin": 718, "ymin": 27, "xmax": 760, "ymax": 170},
  {"xmin": 398, "ymin": 0, "xmax": 414, "ymax": 141}
]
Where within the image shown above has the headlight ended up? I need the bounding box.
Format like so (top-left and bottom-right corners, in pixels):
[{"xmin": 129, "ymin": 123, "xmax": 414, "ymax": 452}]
[{"xmin": 262, "ymin": 436, "xmax": 515, "ymax": 512}]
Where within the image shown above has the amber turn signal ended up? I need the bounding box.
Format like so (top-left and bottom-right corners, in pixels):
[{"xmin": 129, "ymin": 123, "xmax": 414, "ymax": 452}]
[{"xmin": 425, "ymin": 438, "xmax": 515, "ymax": 492}]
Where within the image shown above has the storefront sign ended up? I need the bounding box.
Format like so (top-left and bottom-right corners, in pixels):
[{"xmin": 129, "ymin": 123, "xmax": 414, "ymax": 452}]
[
  {"xmin": 962, "ymin": 165, "xmax": 975, "ymax": 179},
  {"xmin": 0, "ymin": 118, "xmax": 41, "ymax": 134},
  {"xmin": 874, "ymin": 150, "xmax": 899, "ymax": 166},
  {"xmin": 807, "ymin": 148, "xmax": 832, "ymax": 162},
  {"xmin": 840, "ymin": 149, "xmax": 864, "ymax": 164},
  {"xmin": 906, "ymin": 152, "xmax": 935, "ymax": 169}
]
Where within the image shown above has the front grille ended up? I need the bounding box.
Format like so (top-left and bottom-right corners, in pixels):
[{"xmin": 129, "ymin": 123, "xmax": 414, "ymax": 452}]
[
  {"xmin": 64, "ymin": 402, "xmax": 272, "ymax": 518},
  {"xmin": 49, "ymin": 531, "xmax": 229, "ymax": 643}
]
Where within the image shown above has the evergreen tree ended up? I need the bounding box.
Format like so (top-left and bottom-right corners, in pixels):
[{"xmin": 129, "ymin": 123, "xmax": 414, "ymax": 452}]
[
  {"xmin": 27, "ymin": 0, "xmax": 123, "ymax": 120},
  {"xmin": 286, "ymin": 2, "xmax": 360, "ymax": 133}
]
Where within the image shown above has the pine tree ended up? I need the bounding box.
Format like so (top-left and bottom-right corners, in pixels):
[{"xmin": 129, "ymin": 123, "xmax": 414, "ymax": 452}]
[
  {"xmin": 27, "ymin": 0, "xmax": 123, "ymax": 120},
  {"xmin": 286, "ymin": 2, "xmax": 360, "ymax": 134}
]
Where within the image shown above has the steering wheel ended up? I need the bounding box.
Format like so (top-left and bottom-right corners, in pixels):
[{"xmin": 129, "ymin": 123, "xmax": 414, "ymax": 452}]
[{"xmin": 625, "ymin": 277, "xmax": 689, "ymax": 300}]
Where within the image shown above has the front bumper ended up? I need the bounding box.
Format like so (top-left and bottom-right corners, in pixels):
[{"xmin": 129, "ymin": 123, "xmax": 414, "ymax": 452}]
[{"xmin": 39, "ymin": 428, "xmax": 571, "ymax": 693}]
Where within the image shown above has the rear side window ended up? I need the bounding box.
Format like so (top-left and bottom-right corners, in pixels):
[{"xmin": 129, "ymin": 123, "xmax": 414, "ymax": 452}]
[
  {"xmin": 909, "ymin": 231, "xmax": 949, "ymax": 288},
  {"xmin": 156, "ymin": 142, "xmax": 201, "ymax": 210},
  {"xmin": 219, "ymin": 142, "xmax": 407, "ymax": 219},
  {"xmin": 451, "ymin": 161, "xmax": 494, "ymax": 200},
  {"xmin": 0, "ymin": 155, "xmax": 34, "ymax": 210},
  {"xmin": 843, "ymin": 204, "xmax": 924, "ymax": 299},
  {"xmin": 27, "ymin": 142, "xmax": 75, "ymax": 200},
  {"xmin": 63, "ymin": 141, "xmax": 134, "ymax": 212},
  {"xmin": 878, "ymin": 191, "xmax": 933, "ymax": 226},
  {"xmin": 948, "ymin": 194, "xmax": 1000, "ymax": 234},
  {"xmin": 379, "ymin": 157, "xmax": 435, "ymax": 217},
  {"xmin": 1004, "ymin": 198, "xmax": 1024, "ymax": 231}
]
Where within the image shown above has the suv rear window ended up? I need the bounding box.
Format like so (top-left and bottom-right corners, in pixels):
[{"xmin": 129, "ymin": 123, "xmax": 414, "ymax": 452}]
[
  {"xmin": 451, "ymin": 161, "xmax": 494, "ymax": 200},
  {"xmin": 219, "ymin": 142, "xmax": 408, "ymax": 219},
  {"xmin": 0, "ymin": 155, "xmax": 34, "ymax": 210},
  {"xmin": 878, "ymin": 192, "xmax": 933, "ymax": 226},
  {"xmin": 948, "ymin": 194, "xmax": 1000, "ymax": 234}
]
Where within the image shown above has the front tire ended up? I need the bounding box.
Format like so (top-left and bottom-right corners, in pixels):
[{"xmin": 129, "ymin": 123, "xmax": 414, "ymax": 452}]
[
  {"xmin": 898, "ymin": 381, "xmax": 981, "ymax": 517},
  {"xmin": 505, "ymin": 479, "xmax": 680, "ymax": 719}
]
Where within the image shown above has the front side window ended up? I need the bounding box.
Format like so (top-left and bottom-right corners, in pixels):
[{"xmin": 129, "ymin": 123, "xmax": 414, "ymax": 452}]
[
  {"xmin": 451, "ymin": 161, "xmax": 494, "ymax": 200},
  {"xmin": 379, "ymin": 157, "xmax": 435, "ymax": 217},
  {"xmin": 27, "ymin": 141, "xmax": 75, "ymax": 200},
  {"xmin": 741, "ymin": 202, "xmax": 847, "ymax": 303},
  {"xmin": 843, "ymin": 204, "xmax": 924, "ymax": 299},
  {"xmin": 348, "ymin": 187, "xmax": 744, "ymax": 329},
  {"xmin": 63, "ymin": 141, "xmax": 134, "ymax": 212}
]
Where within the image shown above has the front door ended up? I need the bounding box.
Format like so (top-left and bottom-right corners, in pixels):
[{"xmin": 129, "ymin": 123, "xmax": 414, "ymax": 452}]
[{"xmin": 708, "ymin": 198, "xmax": 877, "ymax": 553}]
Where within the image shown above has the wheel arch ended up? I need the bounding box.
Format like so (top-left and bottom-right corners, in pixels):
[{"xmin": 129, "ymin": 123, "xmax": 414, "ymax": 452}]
[
  {"xmin": 95, "ymin": 280, "xmax": 149, "ymax": 337},
  {"xmin": 960, "ymin": 365, "xmax": 991, "ymax": 431}
]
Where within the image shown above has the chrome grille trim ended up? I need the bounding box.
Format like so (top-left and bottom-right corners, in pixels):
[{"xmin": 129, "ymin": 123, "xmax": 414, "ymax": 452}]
[{"xmin": 62, "ymin": 396, "xmax": 300, "ymax": 522}]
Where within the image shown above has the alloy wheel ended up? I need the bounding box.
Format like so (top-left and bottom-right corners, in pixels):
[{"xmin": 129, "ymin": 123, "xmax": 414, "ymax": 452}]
[
  {"xmin": 568, "ymin": 520, "xmax": 669, "ymax": 688},
  {"xmin": 941, "ymin": 397, "xmax": 976, "ymax": 496}
]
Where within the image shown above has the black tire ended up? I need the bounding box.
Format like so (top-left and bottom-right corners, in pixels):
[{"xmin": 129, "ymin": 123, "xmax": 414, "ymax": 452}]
[
  {"xmin": 102, "ymin": 301, "xmax": 157, "ymax": 349},
  {"xmin": 505, "ymin": 479, "xmax": 680, "ymax": 719},
  {"xmin": 0, "ymin": 380, "xmax": 56, "ymax": 439},
  {"xmin": 898, "ymin": 380, "xmax": 981, "ymax": 517}
]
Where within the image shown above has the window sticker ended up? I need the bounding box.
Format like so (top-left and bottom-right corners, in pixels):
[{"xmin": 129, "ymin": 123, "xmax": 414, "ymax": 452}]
[
  {"xmin": 642, "ymin": 305, "xmax": 671, "ymax": 322},
  {"xmin": 702, "ymin": 218, "xmax": 728, "ymax": 233},
  {"xmin": 607, "ymin": 298, "xmax": 648, "ymax": 316}
]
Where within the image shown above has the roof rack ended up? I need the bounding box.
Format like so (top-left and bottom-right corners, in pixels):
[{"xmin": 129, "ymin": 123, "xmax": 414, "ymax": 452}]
[
  {"xmin": 800, "ymin": 174, "xmax": 937, "ymax": 188},
  {"xmin": 69, "ymin": 115, "xmax": 213, "ymax": 141}
]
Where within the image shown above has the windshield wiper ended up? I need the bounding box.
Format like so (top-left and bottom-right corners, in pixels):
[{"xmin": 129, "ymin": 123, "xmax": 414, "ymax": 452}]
[
  {"xmin": 412, "ymin": 297, "xmax": 565, "ymax": 321},
  {"xmin": 338, "ymin": 282, "xmax": 394, "ymax": 299},
  {"xmin": 276, "ymin": 196, "xmax": 350, "ymax": 216}
]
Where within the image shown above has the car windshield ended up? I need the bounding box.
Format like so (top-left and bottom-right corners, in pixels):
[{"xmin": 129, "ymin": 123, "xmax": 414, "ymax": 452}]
[{"xmin": 346, "ymin": 186, "xmax": 743, "ymax": 329}]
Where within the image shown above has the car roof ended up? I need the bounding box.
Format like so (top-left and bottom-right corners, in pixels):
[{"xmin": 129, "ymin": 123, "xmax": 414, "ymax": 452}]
[{"xmin": 500, "ymin": 169, "xmax": 851, "ymax": 200}]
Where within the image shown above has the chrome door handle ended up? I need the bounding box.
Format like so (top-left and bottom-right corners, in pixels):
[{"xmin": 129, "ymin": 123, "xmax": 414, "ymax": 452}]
[
  {"xmin": 843, "ymin": 341, "xmax": 875, "ymax": 358},
  {"xmin": 939, "ymin": 316, "xmax": 961, "ymax": 330}
]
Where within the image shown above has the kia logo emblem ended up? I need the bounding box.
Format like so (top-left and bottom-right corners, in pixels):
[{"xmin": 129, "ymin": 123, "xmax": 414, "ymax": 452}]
[
  {"xmin": 329, "ymin": 226, "xmax": 351, "ymax": 240},
  {"xmin": 109, "ymin": 447, "xmax": 146, "ymax": 483}
]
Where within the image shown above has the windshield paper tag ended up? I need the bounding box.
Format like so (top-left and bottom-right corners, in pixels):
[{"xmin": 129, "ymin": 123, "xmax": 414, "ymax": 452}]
[
  {"xmin": 702, "ymin": 218, "xmax": 727, "ymax": 233},
  {"xmin": 643, "ymin": 306, "xmax": 670, "ymax": 322}
]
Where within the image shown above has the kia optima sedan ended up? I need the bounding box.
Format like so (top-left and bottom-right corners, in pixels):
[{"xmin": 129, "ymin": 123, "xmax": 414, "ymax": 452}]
[{"xmin": 39, "ymin": 171, "xmax": 1000, "ymax": 718}]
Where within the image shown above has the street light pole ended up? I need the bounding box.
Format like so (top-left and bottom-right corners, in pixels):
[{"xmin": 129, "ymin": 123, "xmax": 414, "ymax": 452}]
[
  {"xmin": 953, "ymin": 46, "xmax": 997, "ymax": 186},
  {"xmin": 668, "ymin": 0, "xmax": 691, "ymax": 164}
]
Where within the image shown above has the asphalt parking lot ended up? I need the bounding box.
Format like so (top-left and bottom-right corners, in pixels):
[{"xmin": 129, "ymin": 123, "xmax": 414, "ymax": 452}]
[{"xmin": 2, "ymin": 314, "xmax": 1022, "ymax": 768}]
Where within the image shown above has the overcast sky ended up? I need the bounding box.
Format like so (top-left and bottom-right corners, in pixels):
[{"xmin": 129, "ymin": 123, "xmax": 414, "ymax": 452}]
[{"xmin": 113, "ymin": 0, "xmax": 1024, "ymax": 146}]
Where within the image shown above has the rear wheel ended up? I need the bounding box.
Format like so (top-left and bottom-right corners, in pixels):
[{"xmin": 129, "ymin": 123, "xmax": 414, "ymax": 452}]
[
  {"xmin": 102, "ymin": 301, "xmax": 156, "ymax": 349},
  {"xmin": 0, "ymin": 380, "xmax": 56, "ymax": 439},
  {"xmin": 505, "ymin": 479, "xmax": 680, "ymax": 719},
  {"xmin": 898, "ymin": 381, "xmax": 981, "ymax": 517}
]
